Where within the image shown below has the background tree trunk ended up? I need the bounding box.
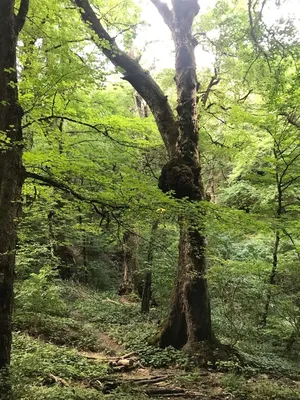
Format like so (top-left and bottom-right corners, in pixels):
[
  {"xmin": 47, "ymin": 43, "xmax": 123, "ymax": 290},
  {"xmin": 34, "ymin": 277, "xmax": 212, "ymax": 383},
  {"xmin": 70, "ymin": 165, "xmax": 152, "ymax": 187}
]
[
  {"xmin": 261, "ymin": 230, "xmax": 280, "ymax": 327},
  {"xmin": 141, "ymin": 271, "xmax": 152, "ymax": 314},
  {"xmin": 261, "ymin": 146, "xmax": 283, "ymax": 327},
  {"xmin": 118, "ymin": 231, "xmax": 140, "ymax": 295}
]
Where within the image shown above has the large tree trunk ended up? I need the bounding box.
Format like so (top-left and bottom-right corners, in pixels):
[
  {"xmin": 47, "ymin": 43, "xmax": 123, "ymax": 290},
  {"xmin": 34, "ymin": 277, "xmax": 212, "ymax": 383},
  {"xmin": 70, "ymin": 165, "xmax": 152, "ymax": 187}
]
[
  {"xmin": 0, "ymin": 0, "xmax": 28, "ymax": 373},
  {"xmin": 157, "ymin": 223, "xmax": 215, "ymax": 350},
  {"xmin": 153, "ymin": 0, "xmax": 215, "ymax": 351},
  {"xmin": 73, "ymin": 0, "xmax": 218, "ymax": 356}
]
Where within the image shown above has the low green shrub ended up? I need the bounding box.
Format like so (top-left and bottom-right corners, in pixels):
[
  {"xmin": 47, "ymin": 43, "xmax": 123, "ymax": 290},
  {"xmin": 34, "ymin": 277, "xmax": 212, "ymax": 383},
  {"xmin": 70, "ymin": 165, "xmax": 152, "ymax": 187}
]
[
  {"xmin": 221, "ymin": 373, "xmax": 300, "ymax": 400},
  {"xmin": 252, "ymin": 380, "xmax": 300, "ymax": 400},
  {"xmin": 12, "ymin": 333, "xmax": 107, "ymax": 399},
  {"xmin": 15, "ymin": 266, "xmax": 68, "ymax": 317},
  {"xmin": 12, "ymin": 333, "xmax": 106, "ymax": 382},
  {"xmin": 11, "ymin": 333, "xmax": 149, "ymax": 400},
  {"xmin": 13, "ymin": 312, "xmax": 100, "ymax": 351}
]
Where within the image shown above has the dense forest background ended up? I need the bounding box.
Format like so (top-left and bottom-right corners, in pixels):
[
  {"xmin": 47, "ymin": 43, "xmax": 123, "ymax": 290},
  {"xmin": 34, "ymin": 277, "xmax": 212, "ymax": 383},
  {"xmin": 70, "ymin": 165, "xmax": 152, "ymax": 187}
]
[{"xmin": 0, "ymin": 0, "xmax": 300, "ymax": 399}]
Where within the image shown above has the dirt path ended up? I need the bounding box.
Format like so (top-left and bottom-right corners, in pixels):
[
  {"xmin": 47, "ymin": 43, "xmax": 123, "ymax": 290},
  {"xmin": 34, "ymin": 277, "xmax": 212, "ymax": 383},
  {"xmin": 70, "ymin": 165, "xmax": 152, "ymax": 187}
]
[{"xmin": 77, "ymin": 328, "xmax": 228, "ymax": 399}]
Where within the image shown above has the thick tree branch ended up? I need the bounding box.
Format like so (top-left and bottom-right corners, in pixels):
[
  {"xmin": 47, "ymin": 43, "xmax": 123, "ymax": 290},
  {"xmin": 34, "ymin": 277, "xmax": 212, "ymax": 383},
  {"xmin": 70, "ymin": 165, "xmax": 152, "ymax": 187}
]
[
  {"xmin": 150, "ymin": 0, "xmax": 174, "ymax": 30},
  {"xmin": 279, "ymin": 152, "xmax": 300, "ymax": 186},
  {"xmin": 203, "ymin": 128, "xmax": 227, "ymax": 148},
  {"xmin": 282, "ymin": 174, "xmax": 300, "ymax": 191},
  {"xmin": 73, "ymin": 0, "xmax": 178, "ymax": 155},
  {"xmin": 25, "ymin": 171, "xmax": 126, "ymax": 210},
  {"xmin": 238, "ymin": 89, "xmax": 253, "ymax": 103},
  {"xmin": 172, "ymin": 0, "xmax": 200, "ymax": 22},
  {"xmin": 45, "ymin": 38, "xmax": 91, "ymax": 52},
  {"xmin": 259, "ymin": 0, "xmax": 267, "ymax": 19},
  {"xmin": 280, "ymin": 111, "xmax": 300, "ymax": 130},
  {"xmin": 22, "ymin": 114, "xmax": 146, "ymax": 150},
  {"xmin": 15, "ymin": 0, "xmax": 30, "ymax": 34},
  {"xmin": 247, "ymin": 0, "xmax": 271, "ymax": 72},
  {"xmin": 201, "ymin": 68, "xmax": 220, "ymax": 107},
  {"xmin": 112, "ymin": 22, "xmax": 142, "ymax": 40},
  {"xmin": 282, "ymin": 229, "xmax": 300, "ymax": 261}
]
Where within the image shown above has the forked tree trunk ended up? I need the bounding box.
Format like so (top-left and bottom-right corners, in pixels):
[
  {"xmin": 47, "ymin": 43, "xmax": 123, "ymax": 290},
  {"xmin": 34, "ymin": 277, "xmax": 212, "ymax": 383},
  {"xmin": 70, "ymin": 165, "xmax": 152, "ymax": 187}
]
[
  {"xmin": 74, "ymin": 0, "xmax": 219, "ymax": 355},
  {"xmin": 0, "ymin": 0, "xmax": 28, "ymax": 373}
]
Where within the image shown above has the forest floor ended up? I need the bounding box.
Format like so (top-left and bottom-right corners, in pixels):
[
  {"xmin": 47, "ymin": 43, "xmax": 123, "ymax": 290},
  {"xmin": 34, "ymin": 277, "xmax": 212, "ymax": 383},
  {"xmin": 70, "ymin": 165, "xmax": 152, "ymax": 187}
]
[{"xmin": 11, "ymin": 282, "xmax": 300, "ymax": 399}]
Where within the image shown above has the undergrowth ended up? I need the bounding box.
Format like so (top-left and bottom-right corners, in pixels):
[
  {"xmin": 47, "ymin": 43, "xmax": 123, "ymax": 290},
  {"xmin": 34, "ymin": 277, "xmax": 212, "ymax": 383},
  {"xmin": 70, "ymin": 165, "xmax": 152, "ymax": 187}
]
[
  {"xmin": 221, "ymin": 374, "xmax": 300, "ymax": 400},
  {"xmin": 11, "ymin": 333, "xmax": 107, "ymax": 399},
  {"xmin": 13, "ymin": 312, "xmax": 100, "ymax": 351},
  {"xmin": 11, "ymin": 281, "xmax": 300, "ymax": 400}
]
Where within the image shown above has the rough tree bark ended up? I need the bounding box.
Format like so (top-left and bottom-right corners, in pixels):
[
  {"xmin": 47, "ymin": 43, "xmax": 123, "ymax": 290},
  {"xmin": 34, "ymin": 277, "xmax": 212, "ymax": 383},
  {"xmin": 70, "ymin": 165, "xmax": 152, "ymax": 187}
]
[
  {"xmin": 154, "ymin": 0, "xmax": 218, "ymax": 352},
  {"xmin": 73, "ymin": 0, "xmax": 220, "ymax": 354},
  {"xmin": 0, "ymin": 0, "xmax": 29, "ymax": 373}
]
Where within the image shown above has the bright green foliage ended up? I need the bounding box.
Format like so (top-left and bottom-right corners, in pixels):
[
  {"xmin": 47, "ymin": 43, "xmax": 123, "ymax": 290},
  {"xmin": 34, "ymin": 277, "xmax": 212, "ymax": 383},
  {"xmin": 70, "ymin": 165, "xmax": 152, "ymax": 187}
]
[
  {"xmin": 8, "ymin": 0, "xmax": 300, "ymax": 398},
  {"xmin": 222, "ymin": 373, "xmax": 300, "ymax": 400},
  {"xmin": 193, "ymin": 0, "xmax": 300, "ymax": 353},
  {"xmin": 11, "ymin": 333, "xmax": 107, "ymax": 400},
  {"xmin": 15, "ymin": 266, "xmax": 67, "ymax": 316}
]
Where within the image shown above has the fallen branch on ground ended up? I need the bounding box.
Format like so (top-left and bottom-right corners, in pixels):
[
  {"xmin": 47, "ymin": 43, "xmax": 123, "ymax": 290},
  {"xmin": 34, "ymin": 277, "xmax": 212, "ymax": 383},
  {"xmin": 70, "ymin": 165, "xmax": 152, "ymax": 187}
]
[
  {"xmin": 43, "ymin": 374, "xmax": 69, "ymax": 387},
  {"xmin": 145, "ymin": 387, "xmax": 186, "ymax": 397},
  {"xmin": 89, "ymin": 375, "xmax": 169, "ymax": 392}
]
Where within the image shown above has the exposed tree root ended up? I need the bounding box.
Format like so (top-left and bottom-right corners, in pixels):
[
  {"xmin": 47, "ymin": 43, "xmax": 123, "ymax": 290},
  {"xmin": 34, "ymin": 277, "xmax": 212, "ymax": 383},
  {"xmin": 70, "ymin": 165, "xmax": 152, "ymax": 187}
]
[
  {"xmin": 183, "ymin": 339, "xmax": 243, "ymax": 367},
  {"xmin": 145, "ymin": 387, "xmax": 187, "ymax": 397},
  {"xmin": 42, "ymin": 374, "xmax": 69, "ymax": 387}
]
